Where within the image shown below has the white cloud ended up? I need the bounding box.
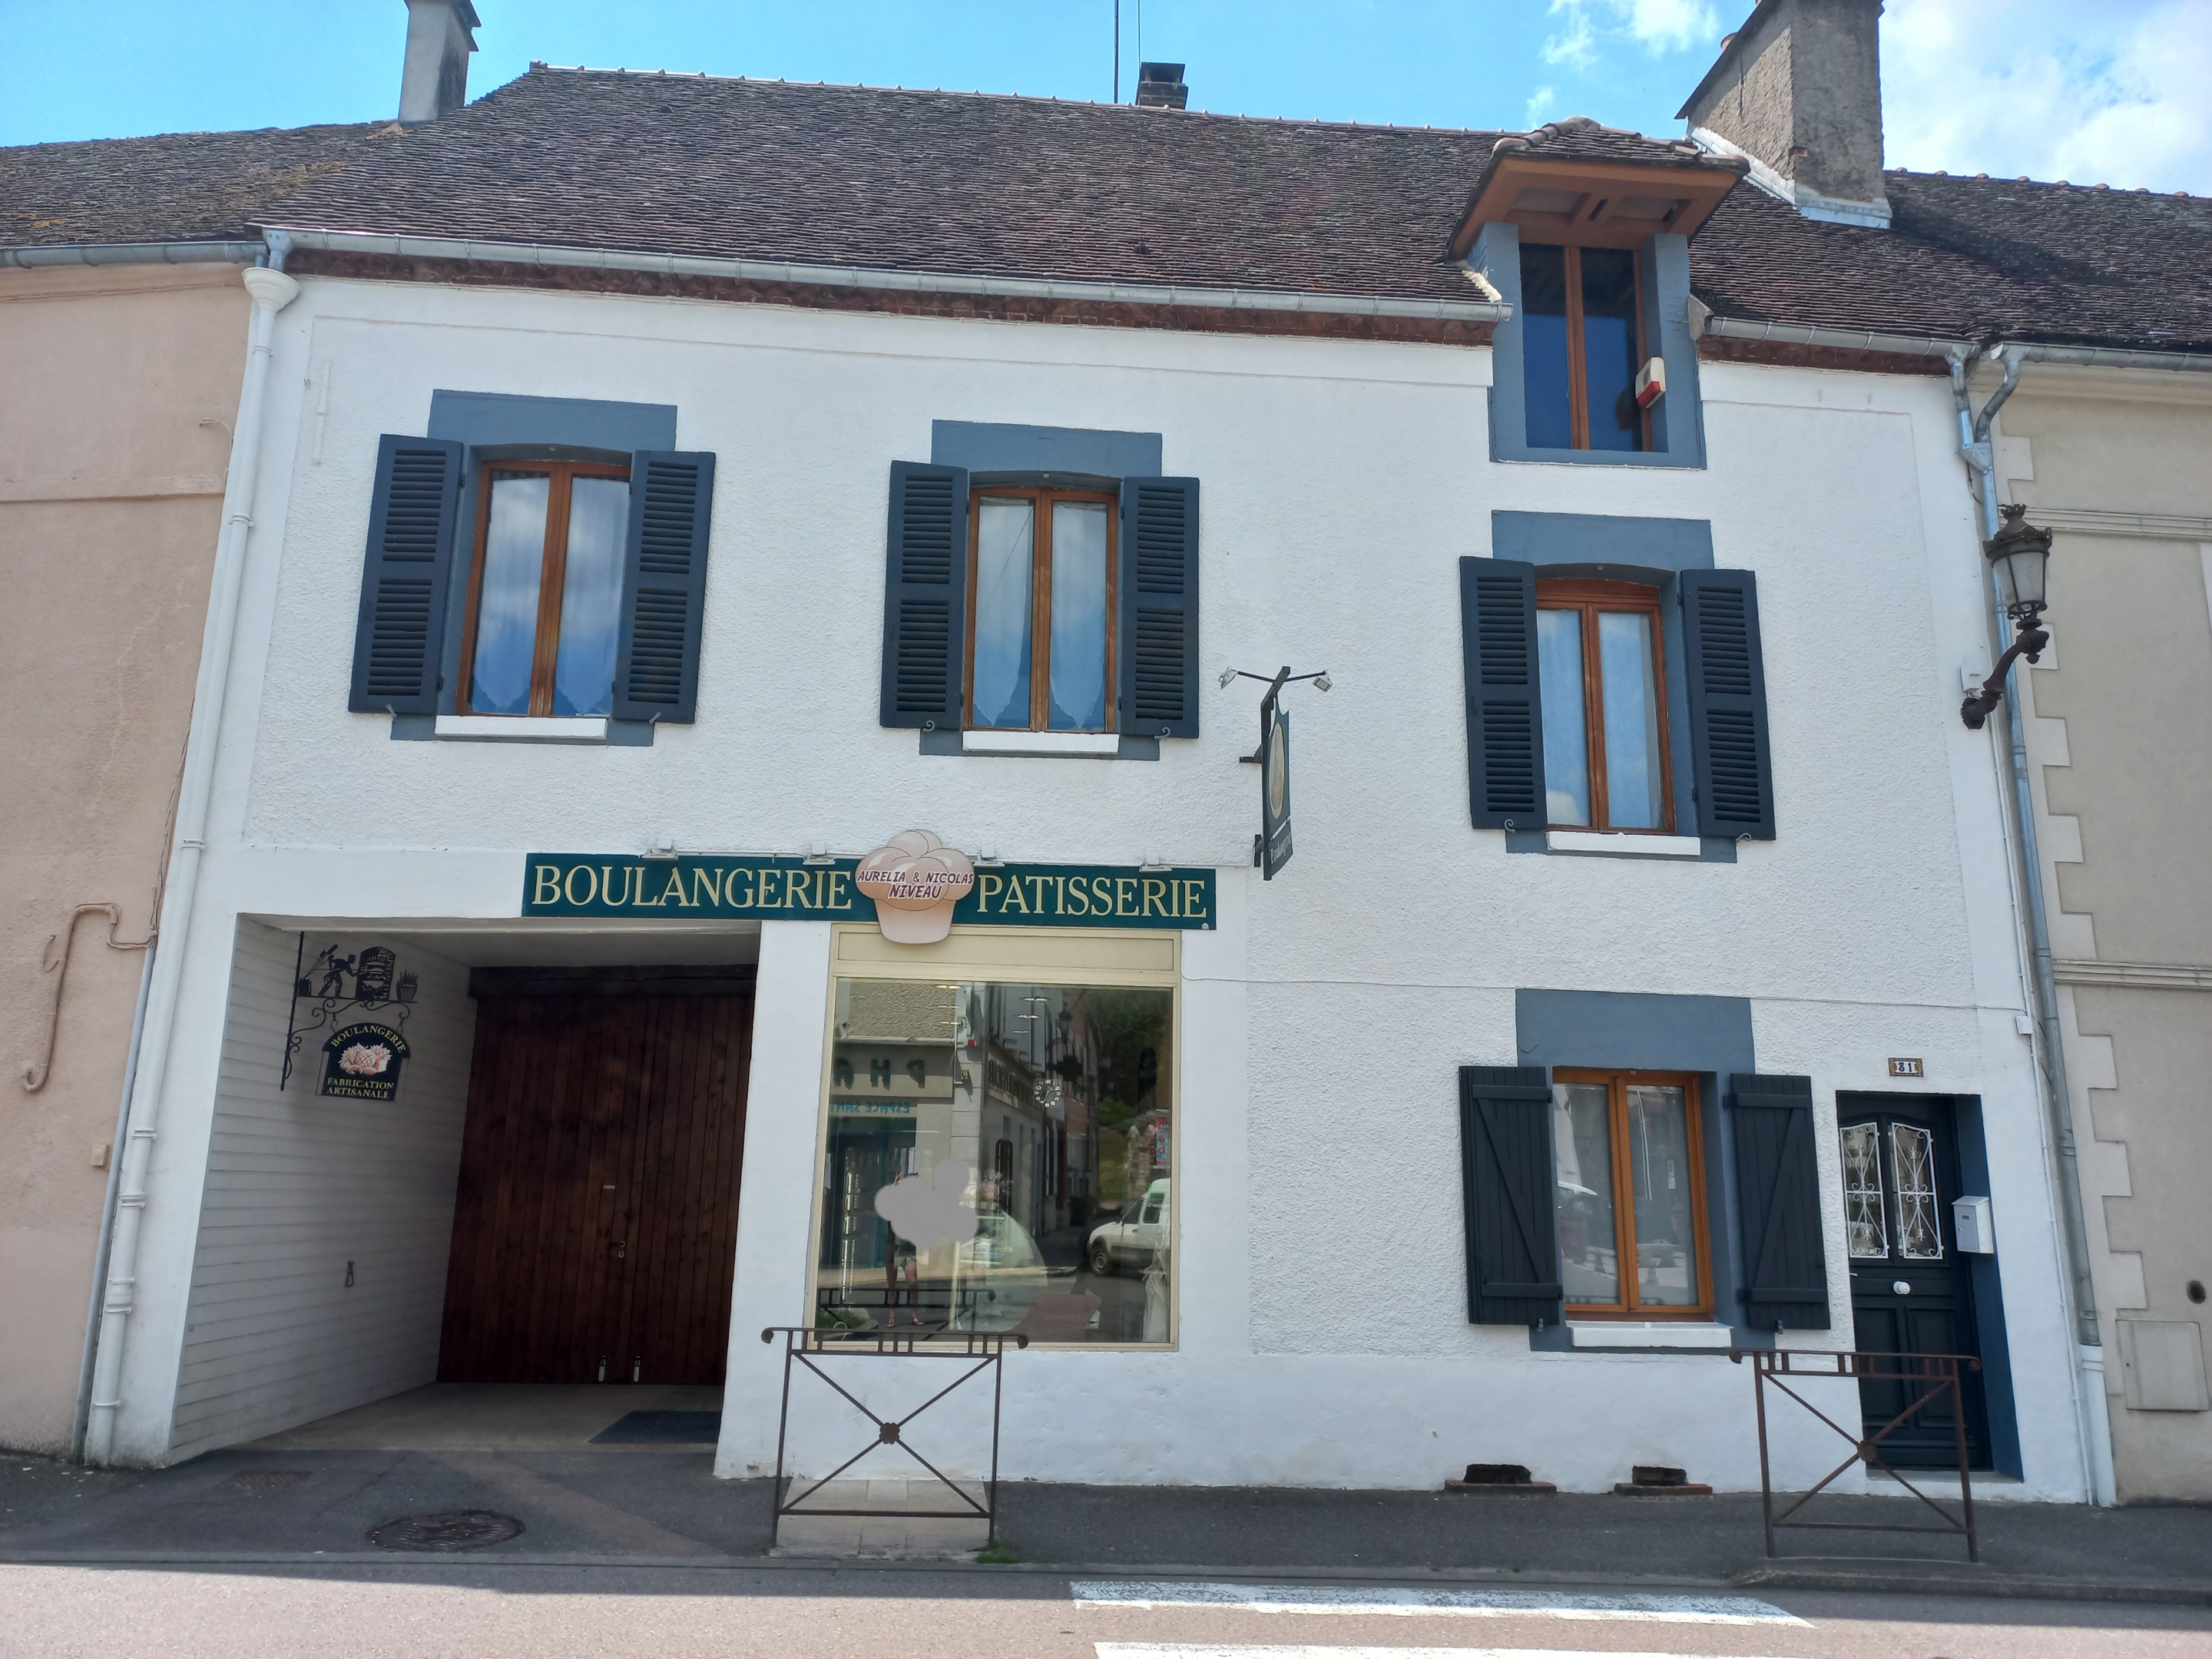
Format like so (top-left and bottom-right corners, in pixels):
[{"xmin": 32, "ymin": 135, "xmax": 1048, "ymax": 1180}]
[
  {"xmin": 1880, "ymin": 0, "xmax": 2212, "ymax": 192},
  {"xmin": 1545, "ymin": 0, "xmax": 1720, "ymax": 71},
  {"xmin": 1525, "ymin": 84, "xmax": 1559, "ymax": 127},
  {"xmin": 1543, "ymin": 1, "xmax": 1600, "ymax": 71},
  {"xmin": 1622, "ymin": 0, "xmax": 1722, "ymax": 55}
]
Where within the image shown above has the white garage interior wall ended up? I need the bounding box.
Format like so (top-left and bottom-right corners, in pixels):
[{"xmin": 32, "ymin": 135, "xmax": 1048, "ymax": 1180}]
[{"xmin": 170, "ymin": 922, "xmax": 475, "ymax": 1459}]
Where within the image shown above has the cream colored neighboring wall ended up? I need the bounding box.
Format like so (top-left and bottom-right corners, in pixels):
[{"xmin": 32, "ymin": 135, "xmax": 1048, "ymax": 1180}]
[
  {"xmin": 0, "ymin": 262, "xmax": 249, "ymax": 1454},
  {"xmin": 1996, "ymin": 369, "xmax": 2212, "ymax": 1502}
]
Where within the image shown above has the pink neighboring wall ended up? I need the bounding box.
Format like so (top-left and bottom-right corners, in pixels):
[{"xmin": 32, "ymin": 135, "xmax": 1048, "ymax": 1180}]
[{"xmin": 0, "ymin": 262, "xmax": 250, "ymax": 1454}]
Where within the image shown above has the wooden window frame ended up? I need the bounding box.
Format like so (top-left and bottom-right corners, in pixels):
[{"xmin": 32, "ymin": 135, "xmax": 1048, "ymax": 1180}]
[
  {"xmin": 964, "ymin": 485, "xmax": 1120, "ymax": 733},
  {"xmin": 1555, "ymin": 1067, "xmax": 1713, "ymax": 1320},
  {"xmin": 458, "ymin": 458, "xmax": 632, "ymax": 717},
  {"xmin": 1531, "ymin": 243, "xmax": 1651, "ymax": 452},
  {"xmin": 1536, "ymin": 577, "xmax": 1676, "ymax": 833}
]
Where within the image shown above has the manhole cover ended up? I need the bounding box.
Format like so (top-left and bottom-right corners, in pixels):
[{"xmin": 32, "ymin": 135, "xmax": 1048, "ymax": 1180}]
[
  {"xmin": 216, "ymin": 1469, "xmax": 309, "ymax": 1496},
  {"xmin": 367, "ymin": 1510, "xmax": 525, "ymax": 1552}
]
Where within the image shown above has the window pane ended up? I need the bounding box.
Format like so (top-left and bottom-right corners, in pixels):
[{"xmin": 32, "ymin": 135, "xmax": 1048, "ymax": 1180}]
[
  {"xmin": 1537, "ymin": 608, "xmax": 1590, "ymax": 826},
  {"xmin": 1598, "ymin": 610, "xmax": 1664, "ymax": 829},
  {"xmin": 1624, "ymin": 1084, "xmax": 1697, "ymax": 1306},
  {"xmin": 1580, "ymin": 247, "xmax": 1644, "ymax": 452},
  {"xmin": 469, "ymin": 472, "xmax": 551, "ymax": 714},
  {"xmin": 1890, "ymin": 1123, "xmax": 1944, "ymax": 1260},
  {"xmin": 1520, "ymin": 243, "xmax": 1575, "ymax": 449},
  {"xmin": 1554, "ymin": 1083, "xmax": 1618, "ymax": 1305},
  {"xmin": 1048, "ymin": 502, "xmax": 1110, "ymax": 730},
  {"xmin": 551, "ymin": 475, "xmax": 629, "ymax": 717},
  {"xmin": 1841, "ymin": 1123, "xmax": 1889, "ymax": 1258},
  {"xmin": 817, "ymin": 979, "xmax": 1174, "ymax": 1346},
  {"xmin": 972, "ymin": 498, "xmax": 1035, "ymax": 727}
]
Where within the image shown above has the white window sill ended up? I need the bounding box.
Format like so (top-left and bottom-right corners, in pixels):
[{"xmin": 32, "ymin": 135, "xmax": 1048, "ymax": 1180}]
[
  {"xmin": 962, "ymin": 729, "xmax": 1119, "ymax": 757},
  {"xmin": 433, "ymin": 715, "xmax": 609, "ymax": 744},
  {"xmin": 1546, "ymin": 830, "xmax": 1702, "ymax": 859},
  {"xmin": 1568, "ymin": 1321, "xmax": 1735, "ymax": 1349}
]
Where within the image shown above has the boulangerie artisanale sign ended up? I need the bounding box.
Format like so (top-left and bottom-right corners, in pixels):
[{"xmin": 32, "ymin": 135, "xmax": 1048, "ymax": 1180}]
[{"xmin": 320, "ymin": 1022, "xmax": 409, "ymax": 1101}]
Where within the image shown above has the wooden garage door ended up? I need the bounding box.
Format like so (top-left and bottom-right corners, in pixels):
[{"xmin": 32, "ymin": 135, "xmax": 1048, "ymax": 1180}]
[{"xmin": 439, "ymin": 979, "xmax": 752, "ymax": 1384}]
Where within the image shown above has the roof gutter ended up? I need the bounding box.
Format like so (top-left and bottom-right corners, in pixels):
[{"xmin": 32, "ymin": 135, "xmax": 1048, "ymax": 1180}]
[
  {"xmin": 2, "ymin": 240, "xmax": 264, "ymax": 270},
  {"xmin": 1698, "ymin": 310, "xmax": 2212, "ymax": 373},
  {"xmin": 263, "ymin": 226, "xmax": 1512, "ymax": 323}
]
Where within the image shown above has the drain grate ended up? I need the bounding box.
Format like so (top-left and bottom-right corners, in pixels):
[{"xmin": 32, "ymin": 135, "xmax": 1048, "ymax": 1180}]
[
  {"xmin": 216, "ymin": 1469, "xmax": 310, "ymax": 1496},
  {"xmin": 368, "ymin": 1510, "xmax": 526, "ymax": 1552}
]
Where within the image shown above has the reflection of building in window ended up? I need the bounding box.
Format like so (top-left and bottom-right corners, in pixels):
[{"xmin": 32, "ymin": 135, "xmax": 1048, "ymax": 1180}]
[
  {"xmin": 814, "ymin": 977, "xmax": 1173, "ymax": 1346},
  {"xmin": 1553, "ymin": 1070, "xmax": 1710, "ymax": 1316},
  {"xmin": 462, "ymin": 460, "xmax": 632, "ymax": 716}
]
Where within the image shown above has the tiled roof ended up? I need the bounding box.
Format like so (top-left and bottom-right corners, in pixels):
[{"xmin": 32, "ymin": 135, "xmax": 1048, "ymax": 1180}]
[
  {"xmin": 0, "ymin": 121, "xmax": 395, "ymax": 250},
  {"xmin": 7, "ymin": 68, "xmax": 2205, "ymax": 354},
  {"xmin": 266, "ymin": 68, "xmax": 1512, "ymax": 304},
  {"xmin": 1690, "ymin": 171, "xmax": 2212, "ymax": 354}
]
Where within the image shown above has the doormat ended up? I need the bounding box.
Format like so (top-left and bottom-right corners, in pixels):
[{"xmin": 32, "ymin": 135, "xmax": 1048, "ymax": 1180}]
[{"xmin": 590, "ymin": 1409, "xmax": 724, "ymax": 1445}]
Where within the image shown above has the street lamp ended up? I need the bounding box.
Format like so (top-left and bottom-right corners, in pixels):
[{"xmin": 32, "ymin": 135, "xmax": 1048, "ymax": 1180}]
[{"xmin": 1961, "ymin": 505, "xmax": 2053, "ymax": 730}]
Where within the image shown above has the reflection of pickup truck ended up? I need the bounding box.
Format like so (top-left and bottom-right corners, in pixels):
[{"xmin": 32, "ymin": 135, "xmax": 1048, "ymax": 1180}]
[{"xmin": 1087, "ymin": 1178, "xmax": 1169, "ymax": 1274}]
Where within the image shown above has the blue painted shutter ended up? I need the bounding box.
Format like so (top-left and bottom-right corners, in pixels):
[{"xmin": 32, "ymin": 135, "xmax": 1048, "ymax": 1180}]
[
  {"xmin": 1459, "ymin": 1065, "xmax": 1563, "ymax": 1326},
  {"xmin": 611, "ymin": 451, "xmax": 716, "ymax": 724},
  {"xmin": 1118, "ymin": 478, "xmax": 1200, "ymax": 738},
  {"xmin": 347, "ymin": 435, "xmax": 463, "ymax": 714},
  {"xmin": 879, "ymin": 462, "xmax": 969, "ymax": 729},
  {"xmin": 1458, "ymin": 558, "xmax": 1545, "ymax": 829},
  {"xmin": 1728, "ymin": 1073, "xmax": 1830, "ymax": 1331},
  {"xmin": 1681, "ymin": 569, "xmax": 1776, "ymax": 839}
]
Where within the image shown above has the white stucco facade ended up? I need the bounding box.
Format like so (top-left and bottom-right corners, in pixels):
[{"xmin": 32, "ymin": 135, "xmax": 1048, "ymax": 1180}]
[{"xmin": 100, "ymin": 273, "xmax": 2096, "ymax": 1499}]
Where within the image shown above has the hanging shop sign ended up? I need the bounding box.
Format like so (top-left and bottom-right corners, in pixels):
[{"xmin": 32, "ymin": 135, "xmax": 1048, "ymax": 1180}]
[
  {"xmin": 319, "ymin": 1022, "xmax": 410, "ymax": 1101},
  {"xmin": 524, "ymin": 844, "xmax": 1216, "ymax": 931},
  {"xmin": 1261, "ymin": 709, "xmax": 1293, "ymax": 879}
]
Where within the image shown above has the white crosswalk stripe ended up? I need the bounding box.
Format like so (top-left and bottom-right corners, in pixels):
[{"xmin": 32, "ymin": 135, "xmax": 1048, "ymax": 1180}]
[
  {"xmin": 1095, "ymin": 1647, "xmax": 1803, "ymax": 1659},
  {"xmin": 1070, "ymin": 1581, "xmax": 1805, "ymax": 1626}
]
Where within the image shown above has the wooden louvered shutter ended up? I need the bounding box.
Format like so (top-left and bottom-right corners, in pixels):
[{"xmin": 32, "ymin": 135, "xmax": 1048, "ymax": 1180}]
[
  {"xmin": 1729, "ymin": 1073, "xmax": 1830, "ymax": 1331},
  {"xmin": 1681, "ymin": 569, "xmax": 1776, "ymax": 839},
  {"xmin": 611, "ymin": 452, "xmax": 717, "ymax": 724},
  {"xmin": 1458, "ymin": 558, "xmax": 1545, "ymax": 829},
  {"xmin": 1118, "ymin": 478, "xmax": 1200, "ymax": 739},
  {"xmin": 879, "ymin": 462, "xmax": 969, "ymax": 729},
  {"xmin": 1459, "ymin": 1065, "xmax": 1564, "ymax": 1326},
  {"xmin": 347, "ymin": 435, "xmax": 464, "ymax": 714}
]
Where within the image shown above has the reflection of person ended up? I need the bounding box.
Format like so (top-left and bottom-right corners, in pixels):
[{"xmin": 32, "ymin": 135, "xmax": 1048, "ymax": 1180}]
[{"xmin": 884, "ymin": 1238, "xmax": 922, "ymax": 1327}]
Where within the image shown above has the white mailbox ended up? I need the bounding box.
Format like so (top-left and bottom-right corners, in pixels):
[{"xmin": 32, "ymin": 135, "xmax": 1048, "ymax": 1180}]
[{"xmin": 1953, "ymin": 1194, "xmax": 1995, "ymax": 1253}]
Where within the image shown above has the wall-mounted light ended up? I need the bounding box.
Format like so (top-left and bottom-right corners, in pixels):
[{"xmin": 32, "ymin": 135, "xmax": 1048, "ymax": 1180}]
[{"xmin": 1961, "ymin": 505, "xmax": 2052, "ymax": 730}]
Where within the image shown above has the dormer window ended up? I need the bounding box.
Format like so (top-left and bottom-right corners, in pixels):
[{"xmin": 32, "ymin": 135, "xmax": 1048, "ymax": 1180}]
[
  {"xmin": 1450, "ymin": 123, "xmax": 1744, "ymax": 470},
  {"xmin": 1521, "ymin": 245, "xmax": 1646, "ymax": 453}
]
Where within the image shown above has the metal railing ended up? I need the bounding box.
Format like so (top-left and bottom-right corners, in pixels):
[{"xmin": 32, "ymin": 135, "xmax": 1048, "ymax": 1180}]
[
  {"xmin": 1731, "ymin": 1347, "xmax": 1981, "ymax": 1561},
  {"xmin": 760, "ymin": 1325, "xmax": 1026, "ymax": 1548}
]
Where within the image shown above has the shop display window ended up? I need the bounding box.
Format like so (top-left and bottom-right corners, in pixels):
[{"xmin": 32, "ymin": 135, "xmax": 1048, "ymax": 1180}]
[
  {"xmin": 814, "ymin": 975, "xmax": 1174, "ymax": 1346},
  {"xmin": 1552, "ymin": 1068, "xmax": 1710, "ymax": 1316}
]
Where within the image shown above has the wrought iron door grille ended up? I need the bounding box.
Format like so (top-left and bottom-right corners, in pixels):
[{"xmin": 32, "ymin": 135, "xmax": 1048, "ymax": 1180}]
[{"xmin": 1731, "ymin": 1346, "xmax": 1980, "ymax": 1561}]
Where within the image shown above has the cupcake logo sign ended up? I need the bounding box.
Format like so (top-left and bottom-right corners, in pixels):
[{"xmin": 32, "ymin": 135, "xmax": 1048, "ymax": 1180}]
[
  {"xmin": 319, "ymin": 1022, "xmax": 411, "ymax": 1101},
  {"xmin": 855, "ymin": 830, "xmax": 975, "ymax": 945}
]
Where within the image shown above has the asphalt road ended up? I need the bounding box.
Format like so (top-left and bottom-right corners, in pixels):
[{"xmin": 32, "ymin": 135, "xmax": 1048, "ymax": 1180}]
[{"xmin": 2, "ymin": 1566, "xmax": 2208, "ymax": 1659}]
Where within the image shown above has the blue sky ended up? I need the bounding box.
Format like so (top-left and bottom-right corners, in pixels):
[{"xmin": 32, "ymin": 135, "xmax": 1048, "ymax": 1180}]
[{"xmin": 4, "ymin": 1, "xmax": 2206, "ymax": 191}]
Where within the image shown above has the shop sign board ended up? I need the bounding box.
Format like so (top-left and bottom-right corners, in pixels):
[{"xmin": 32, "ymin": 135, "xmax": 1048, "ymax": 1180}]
[
  {"xmin": 525, "ymin": 853, "xmax": 1216, "ymax": 929},
  {"xmin": 1261, "ymin": 710, "xmax": 1293, "ymax": 879},
  {"xmin": 319, "ymin": 1022, "xmax": 409, "ymax": 1101}
]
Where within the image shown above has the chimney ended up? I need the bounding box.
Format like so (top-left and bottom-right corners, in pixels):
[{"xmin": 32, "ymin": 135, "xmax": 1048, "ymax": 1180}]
[
  {"xmin": 1134, "ymin": 62, "xmax": 1188, "ymax": 110},
  {"xmin": 1677, "ymin": 0, "xmax": 1889, "ymax": 228},
  {"xmin": 399, "ymin": 0, "xmax": 480, "ymax": 124}
]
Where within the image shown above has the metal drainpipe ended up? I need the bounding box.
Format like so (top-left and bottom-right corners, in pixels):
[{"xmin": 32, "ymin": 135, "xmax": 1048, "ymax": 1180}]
[
  {"xmin": 81, "ymin": 263, "xmax": 301, "ymax": 1465},
  {"xmin": 1949, "ymin": 344, "xmax": 2116, "ymax": 1505}
]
